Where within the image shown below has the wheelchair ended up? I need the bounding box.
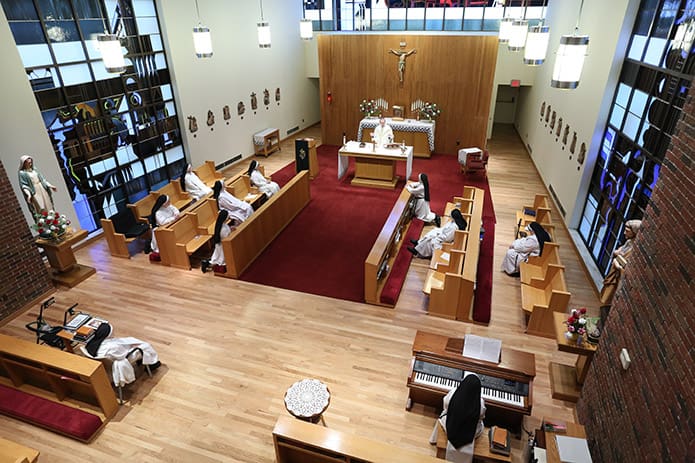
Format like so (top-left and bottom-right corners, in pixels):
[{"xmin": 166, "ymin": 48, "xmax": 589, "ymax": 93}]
[{"xmin": 24, "ymin": 297, "xmax": 79, "ymax": 350}]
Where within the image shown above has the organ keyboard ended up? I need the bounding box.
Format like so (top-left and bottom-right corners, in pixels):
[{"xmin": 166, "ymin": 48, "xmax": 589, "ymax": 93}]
[{"xmin": 407, "ymin": 331, "xmax": 536, "ymax": 433}]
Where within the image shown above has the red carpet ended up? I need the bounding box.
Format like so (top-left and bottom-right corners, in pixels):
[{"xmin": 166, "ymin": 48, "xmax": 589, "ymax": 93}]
[{"xmin": 242, "ymin": 146, "xmax": 496, "ymax": 320}]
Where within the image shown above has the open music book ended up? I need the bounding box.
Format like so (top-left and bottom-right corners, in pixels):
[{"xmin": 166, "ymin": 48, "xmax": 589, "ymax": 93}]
[{"xmin": 462, "ymin": 334, "xmax": 502, "ymax": 363}]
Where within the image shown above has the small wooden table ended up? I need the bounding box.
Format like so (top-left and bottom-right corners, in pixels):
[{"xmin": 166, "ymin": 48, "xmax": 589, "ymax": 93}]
[
  {"xmin": 549, "ymin": 312, "xmax": 597, "ymax": 402},
  {"xmin": 338, "ymin": 141, "xmax": 413, "ymax": 189},
  {"xmin": 35, "ymin": 229, "xmax": 96, "ymax": 287},
  {"xmin": 284, "ymin": 378, "xmax": 330, "ymax": 425}
]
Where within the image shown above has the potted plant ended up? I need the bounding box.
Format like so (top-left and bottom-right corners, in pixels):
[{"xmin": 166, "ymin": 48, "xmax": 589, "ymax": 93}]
[{"xmin": 33, "ymin": 210, "xmax": 71, "ymax": 241}]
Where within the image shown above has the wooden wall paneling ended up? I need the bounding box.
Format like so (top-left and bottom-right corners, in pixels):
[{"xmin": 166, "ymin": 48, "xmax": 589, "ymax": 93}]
[{"xmin": 319, "ymin": 35, "xmax": 498, "ymax": 154}]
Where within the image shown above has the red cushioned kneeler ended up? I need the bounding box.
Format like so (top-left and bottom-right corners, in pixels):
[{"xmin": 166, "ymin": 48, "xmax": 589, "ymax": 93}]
[
  {"xmin": 380, "ymin": 220, "xmax": 425, "ymax": 306},
  {"xmin": 0, "ymin": 384, "xmax": 103, "ymax": 442}
]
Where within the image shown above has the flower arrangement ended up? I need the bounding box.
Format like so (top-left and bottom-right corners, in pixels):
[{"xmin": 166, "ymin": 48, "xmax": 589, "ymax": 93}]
[
  {"xmin": 419, "ymin": 102, "xmax": 442, "ymax": 120},
  {"xmin": 359, "ymin": 99, "xmax": 379, "ymax": 117},
  {"xmin": 566, "ymin": 308, "xmax": 588, "ymax": 337},
  {"xmin": 33, "ymin": 210, "xmax": 71, "ymax": 241}
]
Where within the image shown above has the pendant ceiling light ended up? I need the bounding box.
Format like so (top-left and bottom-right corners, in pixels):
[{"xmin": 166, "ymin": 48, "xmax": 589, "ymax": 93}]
[
  {"xmin": 193, "ymin": 0, "xmax": 213, "ymax": 58},
  {"xmin": 300, "ymin": 0, "xmax": 313, "ymax": 40},
  {"xmin": 551, "ymin": 0, "xmax": 589, "ymax": 89},
  {"xmin": 499, "ymin": 17, "xmax": 515, "ymax": 43},
  {"xmin": 258, "ymin": 0, "xmax": 271, "ymax": 48},
  {"xmin": 524, "ymin": 0, "xmax": 549, "ymax": 65},
  {"xmin": 300, "ymin": 19, "xmax": 313, "ymax": 40},
  {"xmin": 508, "ymin": 19, "xmax": 529, "ymax": 51},
  {"xmin": 97, "ymin": 34, "xmax": 126, "ymax": 73},
  {"xmin": 95, "ymin": 3, "xmax": 125, "ymax": 73},
  {"xmin": 507, "ymin": 0, "xmax": 528, "ymax": 52}
]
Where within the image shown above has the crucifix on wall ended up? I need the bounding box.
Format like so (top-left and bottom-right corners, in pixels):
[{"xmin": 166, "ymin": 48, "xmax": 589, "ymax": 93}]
[{"xmin": 389, "ymin": 44, "xmax": 416, "ymax": 84}]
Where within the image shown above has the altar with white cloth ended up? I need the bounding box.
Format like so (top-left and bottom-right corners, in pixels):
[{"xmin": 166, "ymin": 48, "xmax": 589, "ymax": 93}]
[
  {"xmin": 338, "ymin": 141, "xmax": 413, "ymax": 189},
  {"xmin": 357, "ymin": 117, "xmax": 435, "ymax": 158}
]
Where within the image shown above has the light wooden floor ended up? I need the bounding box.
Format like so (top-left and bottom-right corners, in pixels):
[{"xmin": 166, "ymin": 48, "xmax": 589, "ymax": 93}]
[{"xmin": 0, "ymin": 124, "xmax": 600, "ymax": 462}]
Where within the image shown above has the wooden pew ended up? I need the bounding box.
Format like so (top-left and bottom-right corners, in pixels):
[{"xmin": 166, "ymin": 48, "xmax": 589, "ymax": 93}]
[
  {"xmin": 187, "ymin": 198, "xmax": 218, "ymax": 235},
  {"xmin": 152, "ymin": 180, "xmax": 191, "ymax": 211},
  {"xmin": 225, "ymin": 171, "xmax": 265, "ymax": 209},
  {"xmin": 424, "ymin": 187, "xmax": 485, "ymax": 322},
  {"xmin": 519, "ymin": 242, "xmax": 562, "ymax": 285},
  {"xmin": 193, "ymin": 160, "xmax": 223, "ymax": 187},
  {"xmin": 100, "ymin": 208, "xmax": 150, "ymax": 259},
  {"xmin": 516, "ymin": 194, "xmax": 552, "ymax": 229},
  {"xmin": 0, "ymin": 437, "xmax": 39, "ymax": 463},
  {"xmin": 217, "ymin": 171, "xmax": 311, "ymax": 278},
  {"xmin": 521, "ymin": 264, "xmax": 571, "ymax": 338},
  {"xmin": 273, "ymin": 415, "xmax": 441, "ymax": 463},
  {"xmin": 154, "ymin": 213, "xmax": 211, "ymax": 270},
  {"xmin": 364, "ymin": 187, "xmax": 415, "ymax": 306},
  {"xmin": 127, "ymin": 193, "xmax": 158, "ymax": 224}
]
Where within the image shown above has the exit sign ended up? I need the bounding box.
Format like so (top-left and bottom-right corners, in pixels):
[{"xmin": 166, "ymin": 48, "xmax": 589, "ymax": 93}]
[{"xmin": 511, "ymin": 79, "xmax": 521, "ymax": 87}]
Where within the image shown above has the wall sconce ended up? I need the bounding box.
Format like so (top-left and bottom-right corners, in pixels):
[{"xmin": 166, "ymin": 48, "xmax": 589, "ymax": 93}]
[
  {"xmin": 551, "ymin": 0, "xmax": 589, "ymax": 89},
  {"xmin": 258, "ymin": 0, "xmax": 271, "ymax": 48}
]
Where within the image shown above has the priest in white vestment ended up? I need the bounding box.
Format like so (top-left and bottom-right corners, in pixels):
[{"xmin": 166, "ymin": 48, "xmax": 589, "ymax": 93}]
[{"xmin": 372, "ymin": 117, "xmax": 394, "ymax": 146}]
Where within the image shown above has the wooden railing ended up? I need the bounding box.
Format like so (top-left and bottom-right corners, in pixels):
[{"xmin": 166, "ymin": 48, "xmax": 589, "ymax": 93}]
[
  {"xmin": 364, "ymin": 187, "xmax": 414, "ymax": 306},
  {"xmin": 218, "ymin": 171, "xmax": 311, "ymax": 278}
]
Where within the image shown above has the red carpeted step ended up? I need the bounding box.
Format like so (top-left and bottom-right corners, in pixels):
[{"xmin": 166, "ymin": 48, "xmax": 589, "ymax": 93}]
[
  {"xmin": 380, "ymin": 220, "xmax": 425, "ymax": 306},
  {"xmin": 0, "ymin": 384, "xmax": 103, "ymax": 442}
]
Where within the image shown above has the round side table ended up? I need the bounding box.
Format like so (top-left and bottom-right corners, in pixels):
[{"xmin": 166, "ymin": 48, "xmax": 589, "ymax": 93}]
[{"xmin": 284, "ymin": 378, "xmax": 330, "ymax": 426}]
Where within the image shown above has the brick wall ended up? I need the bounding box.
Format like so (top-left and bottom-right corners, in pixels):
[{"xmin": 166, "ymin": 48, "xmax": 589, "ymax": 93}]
[
  {"xmin": 0, "ymin": 160, "xmax": 53, "ymax": 321},
  {"xmin": 577, "ymin": 95, "xmax": 695, "ymax": 460}
]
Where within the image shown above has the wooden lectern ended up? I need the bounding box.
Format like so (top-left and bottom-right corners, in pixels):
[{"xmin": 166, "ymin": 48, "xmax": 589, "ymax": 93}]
[
  {"xmin": 296, "ymin": 137, "xmax": 319, "ymax": 179},
  {"xmin": 35, "ymin": 229, "xmax": 96, "ymax": 287}
]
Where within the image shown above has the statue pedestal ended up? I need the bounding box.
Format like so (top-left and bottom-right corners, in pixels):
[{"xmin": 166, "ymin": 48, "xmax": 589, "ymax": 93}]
[{"xmin": 36, "ymin": 229, "xmax": 96, "ymax": 287}]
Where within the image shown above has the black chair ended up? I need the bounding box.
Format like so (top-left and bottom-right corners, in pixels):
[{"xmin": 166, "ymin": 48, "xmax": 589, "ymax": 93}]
[
  {"xmin": 101, "ymin": 209, "xmax": 150, "ymax": 258},
  {"xmin": 25, "ymin": 298, "xmax": 65, "ymax": 350}
]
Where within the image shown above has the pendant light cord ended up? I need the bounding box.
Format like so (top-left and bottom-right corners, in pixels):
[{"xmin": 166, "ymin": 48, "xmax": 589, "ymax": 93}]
[
  {"xmin": 260, "ymin": 0, "xmax": 265, "ymax": 21},
  {"xmin": 195, "ymin": 0, "xmax": 201, "ymax": 23},
  {"xmin": 575, "ymin": 0, "xmax": 585, "ymax": 34}
]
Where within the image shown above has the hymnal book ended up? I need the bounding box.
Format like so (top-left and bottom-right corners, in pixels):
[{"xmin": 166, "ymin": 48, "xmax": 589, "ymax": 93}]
[
  {"xmin": 462, "ymin": 334, "xmax": 502, "ymax": 364},
  {"xmin": 489, "ymin": 426, "xmax": 511, "ymax": 456},
  {"xmin": 543, "ymin": 419, "xmax": 567, "ymax": 433},
  {"xmin": 523, "ymin": 207, "xmax": 537, "ymax": 217}
]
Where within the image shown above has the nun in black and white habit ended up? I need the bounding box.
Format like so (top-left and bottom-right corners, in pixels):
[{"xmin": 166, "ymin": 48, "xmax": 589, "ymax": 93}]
[
  {"xmin": 84, "ymin": 323, "xmax": 160, "ymax": 388},
  {"xmin": 201, "ymin": 210, "xmax": 231, "ymax": 274},
  {"xmin": 428, "ymin": 374, "xmax": 486, "ymax": 463},
  {"xmin": 213, "ymin": 180, "xmax": 253, "ymax": 224},
  {"xmin": 406, "ymin": 173, "xmax": 441, "ymax": 226},
  {"xmin": 408, "ymin": 208, "xmax": 468, "ymax": 259},
  {"xmin": 247, "ymin": 160, "xmax": 280, "ymax": 198}
]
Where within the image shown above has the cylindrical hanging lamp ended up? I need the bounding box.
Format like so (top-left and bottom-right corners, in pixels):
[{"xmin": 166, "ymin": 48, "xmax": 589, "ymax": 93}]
[
  {"xmin": 300, "ymin": 18, "xmax": 313, "ymax": 40},
  {"xmin": 524, "ymin": 24, "xmax": 550, "ymax": 65},
  {"xmin": 193, "ymin": 25, "xmax": 213, "ymax": 58},
  {"xmin": 551, "ymin": 35, "xmax": 590, "ymax": 89},
  {"xmin": 258, "ymin": 21, "xmax": 271, "ymax": 48},
  {"xmin": 508, "ymin": 19, "xmax": 528, "ymax": 51},
  {"xmin": 97, "ymin": 34, "xmax": 126, "ymax": 73},
  {"xmin": 498, "ymin": 17, "xmax": 515, "ymax": 43}
]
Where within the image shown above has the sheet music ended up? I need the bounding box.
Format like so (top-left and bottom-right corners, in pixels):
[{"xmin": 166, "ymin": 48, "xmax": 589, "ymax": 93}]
[
  {"xmin": 462, "ymin": 334, "xmax": 502, "ymax": 363},
  {"xmin": 555, "ymin": 435, "xmax": 592, "ymax": 463}
]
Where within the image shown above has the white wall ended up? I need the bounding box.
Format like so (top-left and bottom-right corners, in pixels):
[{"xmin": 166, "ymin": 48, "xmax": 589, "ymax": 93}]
[
  {"xmin": 514, "ymin": 0, "xmax": 639, "ymax": 226},
  {"xmin": 156, "ymin": 0, "xmax": 321, "ymax": 168},
  {"xmin": 0, "ymin": 7, "xmax": 78, "ymax": 227}
]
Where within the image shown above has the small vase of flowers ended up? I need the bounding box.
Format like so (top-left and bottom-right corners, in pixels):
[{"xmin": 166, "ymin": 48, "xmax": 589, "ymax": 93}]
[
  {"xmin": 565, "ymin": 308, "xmax": 587, "ymax": 345},
  {"xmin": 33, "ymin": 210, "xmax": 71, "ymax": 241},
  {"xmin": 419, "ymin": 102, "xmax": 441, "ymax": 121},
  {"xmin": 359, "ymin": 99, "xmax": 379, "ymax": 118}
]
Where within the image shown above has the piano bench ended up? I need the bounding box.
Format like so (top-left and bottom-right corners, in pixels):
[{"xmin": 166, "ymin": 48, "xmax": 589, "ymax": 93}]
[{"xmin": 435, "ymin": 421, "xmax": 511, "ymax": 462}]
